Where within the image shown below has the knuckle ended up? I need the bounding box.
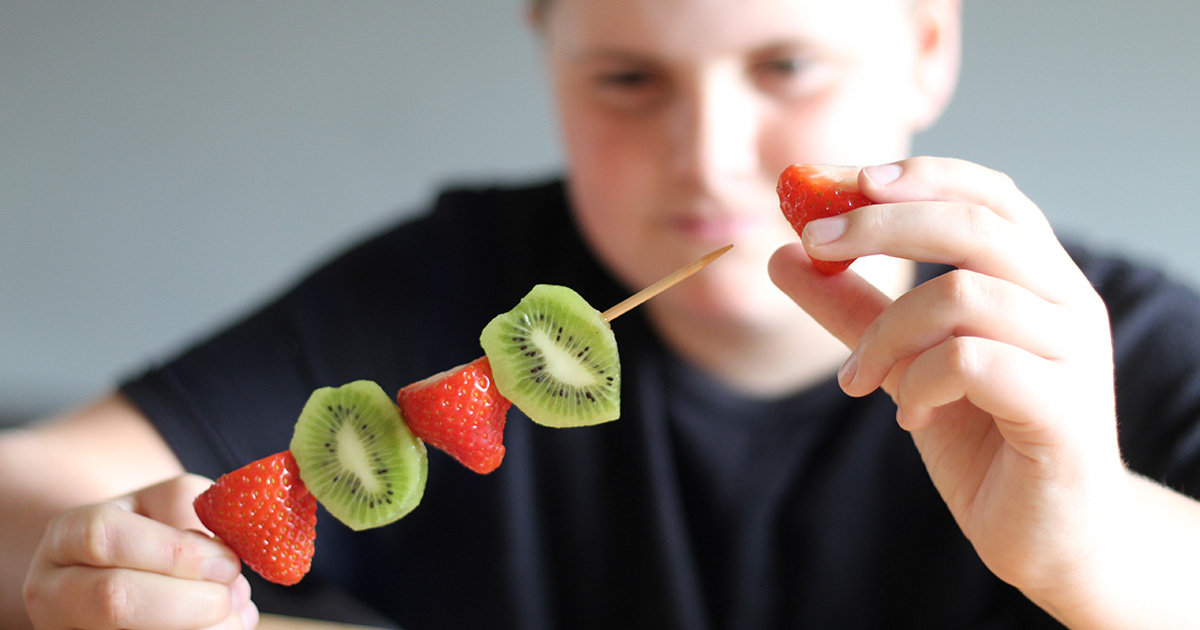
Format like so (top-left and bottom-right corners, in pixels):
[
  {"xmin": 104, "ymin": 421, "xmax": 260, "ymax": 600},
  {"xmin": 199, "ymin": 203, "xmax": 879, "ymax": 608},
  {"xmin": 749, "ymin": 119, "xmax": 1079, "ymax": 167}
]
[
  {"xmin": 962, "ymin": 203, "xmax": 1000, "ymax": 243},
  {"xmin": 78, "ymin": 504, "xmax": 123, "ymax": 565},
  {"xmin": 43, "ymin": 504, "xmax": 113, "ymax": 566},
  {"xmin": 40, "ymin": 510, "xmax": 72, "ymax": 554},
  {"xmin": 93, "ymin": 572, "xmax": 135, "ymax": 626},
  {"xmin": 939, "ymin": 269, "xmax": 981, "ymax": 310},
  {"xmin": 947, "ymin": 336, "xmax": 984, "ymax": 378}
]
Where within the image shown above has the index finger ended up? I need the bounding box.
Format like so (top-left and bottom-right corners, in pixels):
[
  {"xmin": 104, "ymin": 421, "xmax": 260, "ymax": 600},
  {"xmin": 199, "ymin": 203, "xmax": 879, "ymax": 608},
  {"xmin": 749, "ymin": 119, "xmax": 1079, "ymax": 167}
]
[
  {"xmin": 42, "ymin": 501, "xmax": 242, "ymax": 584},
  {"xmin": 802, "ymin": 162, "xmax": 1090, "ymax": 303},
  {"xmin": 857, "ymin": 157, "xmax": 1047, "ymax": 227}
]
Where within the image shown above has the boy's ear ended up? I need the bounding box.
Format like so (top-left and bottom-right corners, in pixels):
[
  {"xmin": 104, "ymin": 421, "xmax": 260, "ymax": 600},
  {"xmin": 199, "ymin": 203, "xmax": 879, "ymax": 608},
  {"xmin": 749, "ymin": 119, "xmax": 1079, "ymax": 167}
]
[{"xmin": 910, "ymin": 0, "xmax": 962, "ymax": 132}]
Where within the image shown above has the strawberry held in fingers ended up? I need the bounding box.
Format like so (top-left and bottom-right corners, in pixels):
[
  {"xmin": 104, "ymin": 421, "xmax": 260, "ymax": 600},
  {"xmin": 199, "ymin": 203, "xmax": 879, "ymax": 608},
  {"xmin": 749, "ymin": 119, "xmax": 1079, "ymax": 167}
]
[
  {"xmin": 193, "ymin": 450, "xmax": 317, "ymax": 586},
  {"xmin": 777, "ymin": 164, "xmax": 873, "ymax": 274},
  {"xmin": 398, "ymin": 357, "xmax": 511, "ymax": 474}
]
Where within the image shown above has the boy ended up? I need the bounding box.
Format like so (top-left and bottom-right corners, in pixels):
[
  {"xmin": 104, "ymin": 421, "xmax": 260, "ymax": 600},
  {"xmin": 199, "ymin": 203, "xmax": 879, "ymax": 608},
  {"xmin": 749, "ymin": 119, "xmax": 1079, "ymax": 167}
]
[{"xmin": 7, "ymin": 0, "xmax": 1200, "ymax": 627}]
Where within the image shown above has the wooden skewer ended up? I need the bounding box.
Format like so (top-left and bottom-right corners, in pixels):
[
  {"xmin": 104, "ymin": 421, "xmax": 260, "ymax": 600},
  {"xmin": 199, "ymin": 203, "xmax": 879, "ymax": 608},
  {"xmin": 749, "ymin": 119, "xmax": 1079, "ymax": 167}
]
[{"xmin": 601, "ymin": 244, "xmax": 733, "ymax": 322}]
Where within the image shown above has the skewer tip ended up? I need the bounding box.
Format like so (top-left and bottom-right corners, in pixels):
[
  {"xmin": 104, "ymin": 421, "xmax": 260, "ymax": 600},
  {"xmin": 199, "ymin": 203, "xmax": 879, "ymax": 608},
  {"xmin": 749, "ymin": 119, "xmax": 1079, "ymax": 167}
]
[{"xmin": 601, "ymin": 244, "xmax": 733, "ymax": 322}]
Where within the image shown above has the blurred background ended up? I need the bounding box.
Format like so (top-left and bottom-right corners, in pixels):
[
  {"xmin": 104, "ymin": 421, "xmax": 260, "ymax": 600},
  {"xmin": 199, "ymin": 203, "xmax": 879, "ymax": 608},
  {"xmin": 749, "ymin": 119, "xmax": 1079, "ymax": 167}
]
[{"xmin": 3, "ymin": 1, "xmax": 1198, "ymax": 426}]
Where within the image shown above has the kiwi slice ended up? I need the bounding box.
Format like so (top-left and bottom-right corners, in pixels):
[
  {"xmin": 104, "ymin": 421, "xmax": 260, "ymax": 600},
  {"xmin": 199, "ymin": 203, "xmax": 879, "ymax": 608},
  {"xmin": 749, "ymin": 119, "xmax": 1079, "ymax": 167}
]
[
  {"xmin": 289, "ymin": 380, "xmax": 428, "ymax": 531},
  {"xmin": 480, "ymin": 284, "xmax": 620, "ymax": 428}
]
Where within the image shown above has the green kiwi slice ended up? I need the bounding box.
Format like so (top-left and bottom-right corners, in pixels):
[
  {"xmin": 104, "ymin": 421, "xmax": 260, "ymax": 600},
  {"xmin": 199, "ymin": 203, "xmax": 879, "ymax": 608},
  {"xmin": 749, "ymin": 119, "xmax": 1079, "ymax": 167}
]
[
  {"xmin": 289, "ymin": 380, "xmax": 428, "ymax": 531},
  {"xmin": 480, "ymin": 284, "xmax": 620, "ymax": 428}
]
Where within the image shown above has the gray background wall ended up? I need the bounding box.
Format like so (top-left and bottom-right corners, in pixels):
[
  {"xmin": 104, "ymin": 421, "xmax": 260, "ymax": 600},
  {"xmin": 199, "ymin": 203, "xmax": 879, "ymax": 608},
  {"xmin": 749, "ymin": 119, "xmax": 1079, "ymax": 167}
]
[{"xmin": 3, "ymin": 1, "xmax": 1198, "ymax": 425}]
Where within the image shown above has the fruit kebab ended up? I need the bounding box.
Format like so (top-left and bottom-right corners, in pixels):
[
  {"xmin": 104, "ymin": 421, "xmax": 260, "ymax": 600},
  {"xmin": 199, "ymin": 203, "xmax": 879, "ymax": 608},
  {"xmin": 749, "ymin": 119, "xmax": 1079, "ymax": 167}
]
[
  {"xmin": 191, "ymin": 244, "xmax": 731, "ymax": 585},
  {"xmin": 399, "ymin": 244, "xmax": 733, "ymax": 471}
]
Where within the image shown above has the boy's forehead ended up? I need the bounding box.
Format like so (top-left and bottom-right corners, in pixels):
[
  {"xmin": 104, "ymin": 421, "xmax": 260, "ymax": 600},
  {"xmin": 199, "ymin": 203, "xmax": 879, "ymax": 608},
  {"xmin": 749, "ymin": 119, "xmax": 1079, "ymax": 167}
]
[{"xmin": 549, "ymin": 0, "xmax": 910, "ymax": 58}]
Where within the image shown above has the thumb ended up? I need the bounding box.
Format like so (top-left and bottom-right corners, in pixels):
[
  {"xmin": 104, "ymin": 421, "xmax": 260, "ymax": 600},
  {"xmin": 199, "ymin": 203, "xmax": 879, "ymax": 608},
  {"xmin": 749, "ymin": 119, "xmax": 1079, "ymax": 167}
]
[{"xmin": 768, "ymin": 243, "xmax": 892, "ymax": 352}]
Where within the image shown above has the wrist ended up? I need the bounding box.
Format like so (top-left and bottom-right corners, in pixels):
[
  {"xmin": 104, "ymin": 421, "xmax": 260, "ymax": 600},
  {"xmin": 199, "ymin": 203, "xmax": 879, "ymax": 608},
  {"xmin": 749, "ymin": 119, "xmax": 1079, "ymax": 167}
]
[
  {"xmin": 1021, "ymin": 470, "xmax": 1200, "ymax": 629},
  {"xmin": 1017, "ymin": 466, "xmax": 1133, "ymax": 628}
]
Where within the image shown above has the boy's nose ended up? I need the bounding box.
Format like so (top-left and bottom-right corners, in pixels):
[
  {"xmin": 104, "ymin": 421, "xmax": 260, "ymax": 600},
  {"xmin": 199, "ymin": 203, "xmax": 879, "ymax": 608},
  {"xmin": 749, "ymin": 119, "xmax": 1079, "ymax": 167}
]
[{"xmin": 668, "ymin": 72, "xmax": 761, "ymax": 192}]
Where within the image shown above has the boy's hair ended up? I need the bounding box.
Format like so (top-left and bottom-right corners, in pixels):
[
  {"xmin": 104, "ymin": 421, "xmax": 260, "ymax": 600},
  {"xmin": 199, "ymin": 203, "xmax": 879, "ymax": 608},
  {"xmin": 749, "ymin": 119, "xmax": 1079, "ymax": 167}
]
[{"xmin": 531, "ymin": 0, "xmax": 920, "ymax": 23}]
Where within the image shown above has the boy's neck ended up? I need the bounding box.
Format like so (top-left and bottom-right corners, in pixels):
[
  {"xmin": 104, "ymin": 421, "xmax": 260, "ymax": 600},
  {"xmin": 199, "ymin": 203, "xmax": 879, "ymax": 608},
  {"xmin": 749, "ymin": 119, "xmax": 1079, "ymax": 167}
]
[
  {"xmin": 644, "ymin": 257, "xmax": 917, "ymax": 399},
  {"xmin": 645, "ymin": 300, "xmax": 849, "ymax": 399}
]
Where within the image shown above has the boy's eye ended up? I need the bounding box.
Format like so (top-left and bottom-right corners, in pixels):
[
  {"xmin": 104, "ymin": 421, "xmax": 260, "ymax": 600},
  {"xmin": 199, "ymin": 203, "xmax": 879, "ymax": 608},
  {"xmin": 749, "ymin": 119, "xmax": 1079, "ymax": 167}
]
[
  {"xmin": 759, "ymin": 57, "xmax": 804, "ymax": 76},
  {"xmin": 754, "ymin": 56, "xmax": 811, "ymax": 84},
  {"xmin": 590, "ymin": 67, "xmax": 666, "ymax": 112},
  {"xmin": 752, "ymin": 55, "xmax": 829, "ymax": 98},
  {"xmin": 598, "ymin": 69, "xmax": 656, "ymax": 88}
]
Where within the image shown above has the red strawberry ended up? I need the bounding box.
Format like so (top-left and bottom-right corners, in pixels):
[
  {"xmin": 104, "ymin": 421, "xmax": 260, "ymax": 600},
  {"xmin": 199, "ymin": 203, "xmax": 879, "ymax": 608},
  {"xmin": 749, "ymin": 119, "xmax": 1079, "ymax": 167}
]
[
  {"xmin": 777, "ymin": 164, "xmax": 873, "ymax": 274},
  {"xmin": 193, "ymin": 450, "xmax": 317, "ymax": 586},
  {"xmin": 397, "ymin": 357, "xmax": 510, "ymax": 474}
]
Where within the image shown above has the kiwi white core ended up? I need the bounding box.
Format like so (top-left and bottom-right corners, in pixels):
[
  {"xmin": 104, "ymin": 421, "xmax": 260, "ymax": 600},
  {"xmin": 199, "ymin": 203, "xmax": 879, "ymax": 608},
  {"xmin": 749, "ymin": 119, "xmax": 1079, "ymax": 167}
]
[
  {"xmin": 335, "ymin": 420, "xmax": 381, "ymax": 494},
  {"xmin": 529, "ymin": 326, "xmax": 602, "ymax": 387}
]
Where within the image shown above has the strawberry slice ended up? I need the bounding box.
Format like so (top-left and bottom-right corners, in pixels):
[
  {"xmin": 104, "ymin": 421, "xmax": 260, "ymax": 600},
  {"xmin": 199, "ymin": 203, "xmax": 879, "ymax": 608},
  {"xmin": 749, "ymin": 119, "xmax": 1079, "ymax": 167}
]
[
  {"xmin": 397, "ymin": 357, "xmax": 510, "ymax": 474},
  {"xmin": 193, "ymin": 450, "xmax": 317, "ymax": 586},
  {"xmin": 777, "ymin": 164, "xmax": 873, "ymax": 274}
]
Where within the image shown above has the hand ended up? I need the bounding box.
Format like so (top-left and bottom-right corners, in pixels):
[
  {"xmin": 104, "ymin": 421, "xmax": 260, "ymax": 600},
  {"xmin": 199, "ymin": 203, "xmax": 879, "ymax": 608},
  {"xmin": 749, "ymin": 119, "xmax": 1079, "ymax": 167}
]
[
  {"xmin": 23, "ymin": 474, "xmax": 259, "ymax": 629},
  {"xmin": 768, "ymin": 157, "xmax": 1130, "ymax": 602}
]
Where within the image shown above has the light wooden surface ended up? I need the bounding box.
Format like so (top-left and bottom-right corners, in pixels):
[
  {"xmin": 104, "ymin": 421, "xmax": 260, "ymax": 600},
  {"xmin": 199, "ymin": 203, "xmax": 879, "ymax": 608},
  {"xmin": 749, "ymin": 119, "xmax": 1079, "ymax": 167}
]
[{"xmin": 258, "ymin": 614, "xmax": 385, "ymax": 630}]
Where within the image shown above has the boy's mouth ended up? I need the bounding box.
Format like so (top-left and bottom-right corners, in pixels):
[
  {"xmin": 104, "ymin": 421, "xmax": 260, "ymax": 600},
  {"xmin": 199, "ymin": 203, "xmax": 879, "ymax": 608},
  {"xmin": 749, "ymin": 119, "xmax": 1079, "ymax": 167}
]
[{"xmin": 671, "ymin": 213, "xmax": 761, "ymax": 242}]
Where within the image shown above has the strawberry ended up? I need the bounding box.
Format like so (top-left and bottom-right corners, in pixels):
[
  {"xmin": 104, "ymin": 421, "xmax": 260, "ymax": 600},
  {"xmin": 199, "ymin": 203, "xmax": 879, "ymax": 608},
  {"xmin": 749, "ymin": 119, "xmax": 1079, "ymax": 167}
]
[
  {"xmin": 777, "ymin": 164, "xmax": 873, "ymax": 274},
  {"xmin": 193, "ymin": 450, "xmax": 317, "ymax": 586},
  {"xmin": 397, "ymin": 356, "xmax": 510, "ymax": 474}
]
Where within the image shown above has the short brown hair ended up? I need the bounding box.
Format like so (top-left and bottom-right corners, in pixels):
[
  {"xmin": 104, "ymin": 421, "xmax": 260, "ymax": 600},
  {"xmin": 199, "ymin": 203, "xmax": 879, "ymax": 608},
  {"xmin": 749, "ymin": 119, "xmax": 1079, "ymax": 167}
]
[{"xmin": 530, "ymin": 0, "xmax": 922, "ymax": 23}]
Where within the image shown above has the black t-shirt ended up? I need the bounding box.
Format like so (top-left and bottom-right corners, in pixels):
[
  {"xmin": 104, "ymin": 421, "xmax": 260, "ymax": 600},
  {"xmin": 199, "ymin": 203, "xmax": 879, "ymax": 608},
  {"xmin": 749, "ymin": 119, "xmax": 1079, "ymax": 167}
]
[{"xmin": 121, "ymin": 180, "xmax": 1200, "ymax": 629}]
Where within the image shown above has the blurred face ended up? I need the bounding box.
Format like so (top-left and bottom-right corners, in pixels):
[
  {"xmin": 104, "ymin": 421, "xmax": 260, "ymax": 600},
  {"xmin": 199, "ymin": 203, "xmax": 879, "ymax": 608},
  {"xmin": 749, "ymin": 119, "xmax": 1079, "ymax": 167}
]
[{"xmin": 540, "ymin": 0, "xmax": 949, "ymax": 331}]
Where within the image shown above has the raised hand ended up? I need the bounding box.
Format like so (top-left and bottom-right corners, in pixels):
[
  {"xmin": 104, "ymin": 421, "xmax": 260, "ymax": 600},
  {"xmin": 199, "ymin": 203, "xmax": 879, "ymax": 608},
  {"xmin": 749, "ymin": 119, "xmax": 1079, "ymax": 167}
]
[{"xmin": 769, "ymin": 156, "xmax": 1136, "ymax": 622}]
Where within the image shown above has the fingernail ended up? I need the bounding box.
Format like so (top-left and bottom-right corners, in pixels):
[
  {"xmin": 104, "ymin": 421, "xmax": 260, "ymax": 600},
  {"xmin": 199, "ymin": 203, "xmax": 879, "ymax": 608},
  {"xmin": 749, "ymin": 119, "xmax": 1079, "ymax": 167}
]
[
  {"xmin": 804, "ymin": 215, "xmax": 848, "ymax": 246},
  {"xmin": 838, "ymin": 353, "xmax": 858, "ymax": 390},
  {"xmin": 863, "ymin": 163, "xmax": 902, "ymax": 186},
  {"xmin": 201, "ymin": 556, "xmax": 240, "ymax": 582}
]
